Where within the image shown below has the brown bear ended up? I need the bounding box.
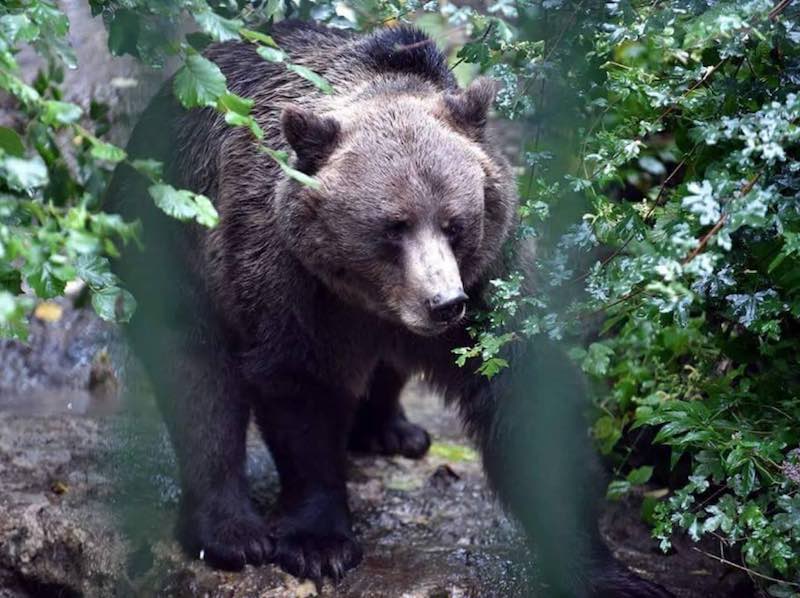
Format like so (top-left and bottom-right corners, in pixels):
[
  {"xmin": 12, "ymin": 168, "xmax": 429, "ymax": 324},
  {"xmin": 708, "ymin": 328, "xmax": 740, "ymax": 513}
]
[{"xmin": 108, "ymin": 20, "xmax": 672, "ymax": 597}]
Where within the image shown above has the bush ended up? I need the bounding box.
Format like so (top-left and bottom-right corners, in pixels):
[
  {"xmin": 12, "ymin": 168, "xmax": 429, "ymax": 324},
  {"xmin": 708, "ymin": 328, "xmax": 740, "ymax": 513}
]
[
  {"xmin": 456, "ymin": 1, "xmax": 800, "ymax": 593},
  {"xmin": 1, "ymin": 0, "xmax": 798, "ymax": 593}
]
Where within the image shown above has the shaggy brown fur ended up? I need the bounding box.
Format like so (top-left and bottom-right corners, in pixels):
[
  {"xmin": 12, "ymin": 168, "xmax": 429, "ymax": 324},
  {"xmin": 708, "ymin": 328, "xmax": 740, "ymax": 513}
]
[{"xmin": 108, "ymin": 21, "xmax": 671, "ymax": 597}]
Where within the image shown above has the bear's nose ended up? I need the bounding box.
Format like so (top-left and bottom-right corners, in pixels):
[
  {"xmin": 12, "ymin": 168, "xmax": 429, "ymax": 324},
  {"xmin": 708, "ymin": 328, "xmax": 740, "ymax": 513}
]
[{"xmin": 428, "ymin": 290, "xmax": 468, "ymax": 324}]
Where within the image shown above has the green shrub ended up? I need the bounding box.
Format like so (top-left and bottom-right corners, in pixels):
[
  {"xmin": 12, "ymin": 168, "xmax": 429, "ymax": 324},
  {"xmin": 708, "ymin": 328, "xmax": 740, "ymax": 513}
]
[{"xmin": 455, "ymin": 1, "xmax": 800, "ymax": 593}]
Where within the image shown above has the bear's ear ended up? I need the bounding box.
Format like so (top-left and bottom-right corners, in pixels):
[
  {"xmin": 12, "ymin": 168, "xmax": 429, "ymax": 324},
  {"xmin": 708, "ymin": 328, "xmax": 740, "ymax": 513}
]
[
  {"xmin": 441, "ymin": 77, "xmax": 497, "ymax": 140},
  {"xmin": 280, "ymin": 106, "xmax": 341, "ymax": 174}
]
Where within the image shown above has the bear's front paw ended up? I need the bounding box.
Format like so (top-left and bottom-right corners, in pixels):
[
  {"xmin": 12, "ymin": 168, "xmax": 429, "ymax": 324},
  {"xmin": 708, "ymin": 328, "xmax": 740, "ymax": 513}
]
[
  {"xmin": 270, "ymin": 519, "xmax": 363, "ymax": 582},
  {"xmin": 177, "ymin": 497, "xmax": 274, "ymax": 571},
  {"xmin": 349, "ymin": 415, "xmax": 431, "ymax": 459}
]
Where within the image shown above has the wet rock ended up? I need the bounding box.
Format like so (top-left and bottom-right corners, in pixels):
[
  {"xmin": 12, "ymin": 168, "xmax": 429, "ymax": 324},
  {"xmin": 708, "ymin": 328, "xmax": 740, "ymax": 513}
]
[
  {"xmin": 0, "ymin": 298, "xmax": 123, "ymax": 416},
  {"xmin": 0, "ymin": 413, "xmax": 126, "ymax": 598},
  {"xmin": 429, "ymin": 464, "xmax": 461, "ymax": 489}
]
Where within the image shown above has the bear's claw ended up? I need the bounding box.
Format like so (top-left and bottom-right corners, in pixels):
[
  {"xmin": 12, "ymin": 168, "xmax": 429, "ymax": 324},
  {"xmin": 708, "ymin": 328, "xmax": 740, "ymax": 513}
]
[
  {"xmin": 271, "ymin": 530, "xmax": 363, "ymax": 582},
  {"xmin": 177, "ymin": 497, "xmax": 274, "ymax": 571}
]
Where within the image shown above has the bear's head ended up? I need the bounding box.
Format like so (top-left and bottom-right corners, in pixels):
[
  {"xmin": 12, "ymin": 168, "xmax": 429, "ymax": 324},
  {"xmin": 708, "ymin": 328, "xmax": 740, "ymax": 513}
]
[{"xmin": 275, "ymin": 78, "xmax": 517, "ymax": 336}]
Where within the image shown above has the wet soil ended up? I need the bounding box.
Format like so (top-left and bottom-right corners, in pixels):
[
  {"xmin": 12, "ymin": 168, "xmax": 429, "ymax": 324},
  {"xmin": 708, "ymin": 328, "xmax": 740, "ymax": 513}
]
[{"xmin": 0, "ymin": 301, "xmax": 755, "ymax": 598}]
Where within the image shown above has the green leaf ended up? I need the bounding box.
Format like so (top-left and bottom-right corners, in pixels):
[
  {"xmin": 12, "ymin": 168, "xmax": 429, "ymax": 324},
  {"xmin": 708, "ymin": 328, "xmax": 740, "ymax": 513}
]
[
  {"xmin": 216, "ymin": 92, "xmax": 264, "ymax": 138},
  {"xmin": 733, "ymin": 461, "xmax": 757, "ymax": 497},
  {"xmin": 224, "ymin": 111, "xmax": 264, "ymax": 139},
  {"xmin": 259, "ymin": 146, "xmax": 321, "ymax": 189},
  {"xmin": 582, "ymin": 342, "xmax": 614, "ymax": 376},
  {"xmin": 26, "ymin": 261, "xmax": 67, "ymax": 299},
  {"xmin": 173, "ymin": 53, "xmax": 227, "ymax": 108},
  {"xmin": 0, "ymin": 14, "xmax": 40, "ymax": 44},
  {"xmin": 40, "ymin": 100, "xmax": 82, "ymax": 126},
  {"xmin": 0, "ymin": 262, "xmax": 22, "ymax": 294},
  {"xmin": 606, "ymin": 480, "xmax": 631, "ymax": 500},
  {"xmin": 193, "ymin": 194, "xmax": 219, "ymax": 228},
  {"xmin": 66, "ymin": 229, "xmax": 100, "ymax": 254},
  {"xmin": 86, "ymin": 135, "xmax": 126, "ymax": 162},
  {"xmin": 0, "ymin": 291, "xmax": 31, "ymax": 340},
  {"xmin": 148, "ymin": 184, "xmax": 219, "ymax": 227},
  {"xmin": 704, "ymin": 497, "xmax": 736, "ymax": 535},
  {"xmin": 91, "ymin": 286, "xmax": 136, "ymax": 322},
  {"xmin": 239, "ymin": 28, "xmax": 278, "ymax": 47},
  {"xmin": 641, "ymin": 496, "xmax": 659, "ymax": 526},
  {"xmin": 257, "ymin": 46, "xmax": 286, "ymax": 63},
  {"xmin": 0, "ymin": 126, "xmax": 25, "ymax": 157},
  {"xmin": 626, "ymin": 465, "xmax": 654, "ymax": 486},
  {"xmin": 286, "ymin": 63, "xmax": 332, "ymax": 94},
  {"xmin": 1, "ymin": 155, "xmax": 48, "ymax": 191},
  {"xmin": 429, "ymin": 442, "xmax": 478, "ymax": 462},
  {"xmin": 477, "ymin": 356, "xmax": 508, "ymax": 378},
  {"xmin": 149, "ymin": 184, "xmax": 196, "ymax": 220},
  {"xmin": 91, "ymin": 212, "xmax": 139, "ymax": 242},
  {"xmin": 774, "ymin": 497, "xmax": 800, "ymax": 532},
  {"xmin": 130, "ymin": 158, "xmax": 163, "ymax": 180},
  {"xmin": 593, "ymin": 415, "xmax": 622, "ymax": 454},
  {"xmin": 74, "ymin": 255, "xmax": 117, "ymax": 289},
  {"xmin": 194, "ymin": 10, "xmax": 243, "ymax": 42},
  {"xmin": 217, "ymin": 92, "xmax": 253, "ymax": 116}
]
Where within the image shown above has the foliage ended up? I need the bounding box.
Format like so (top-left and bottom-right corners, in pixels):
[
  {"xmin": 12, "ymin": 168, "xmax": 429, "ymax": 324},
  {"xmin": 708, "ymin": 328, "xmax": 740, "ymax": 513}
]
[
  {"xmin": 2, "ymin": 0, "xmax": 799, "ymax": 592},
  {"xmin": 449, "ymin": 0, "xmax": 800, "ymax": 592},
  {"xmin": 0, "ymin": 0, "xmax": 329, "ymax": 335}
]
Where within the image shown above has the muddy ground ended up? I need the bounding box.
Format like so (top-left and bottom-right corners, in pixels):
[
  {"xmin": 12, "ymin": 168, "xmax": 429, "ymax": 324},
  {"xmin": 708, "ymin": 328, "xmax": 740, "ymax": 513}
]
[{"xmin": 0, "ymin": 300, "xmax": 755, "ymax": 598}]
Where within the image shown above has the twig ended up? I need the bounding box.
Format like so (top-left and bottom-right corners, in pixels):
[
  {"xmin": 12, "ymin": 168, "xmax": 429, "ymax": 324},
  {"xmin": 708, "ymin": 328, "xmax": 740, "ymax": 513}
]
[
  {"xmin": 683, "ymin": 216, "xmax": 727, "ymax": 264},
  {"xmin": 581, "ymin": 1, "xmax": 791, "ymax": 183},
  {"xmin": 583, "ymin": 57, "xmax": 725, "ymax": 183},
  {"xmin": 769, "ymin": 0, "xmax": 794, "ymax": 21},
  {"xmin": 572, "ymin": 153, "xmax": 692, "ymax": 284},
  {"xmin": 513, "ymin": 5, "xmax": 582, "ymax": 106},
  {"xmin": 682, "ymin": 171, "xmax": 763, "ymax": 265},
  {"xmin": 692, "ymin": 547, "xmax": 800, "ymax": 587},
  {"xmin": 654, "ymin": 58, "xmax": 727, "ymax": 125},
  {"xmin": 599, "ymin": 286, "xmax": 647, "ymax": 313},
  {"xmin": 542, "ymin": 8, "xmax": 576, "ymax": 64},
  {"xmin": 449, "ymin": 22, "xmax": 494, "ymax": 72}
]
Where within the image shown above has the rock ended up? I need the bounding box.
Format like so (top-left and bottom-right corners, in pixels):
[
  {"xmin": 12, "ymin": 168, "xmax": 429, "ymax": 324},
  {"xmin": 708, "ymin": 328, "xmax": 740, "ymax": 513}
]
[
  {"xmin": 0, "ymin": 298, "xmax": 124, "ymax": 417},
  {"xmin": 0, "ymin": 413, "xmax": 126, "ymax": 598},
  {"xmin": 429, "ymin": 464, "xmax": 461, "ymax": 489}
]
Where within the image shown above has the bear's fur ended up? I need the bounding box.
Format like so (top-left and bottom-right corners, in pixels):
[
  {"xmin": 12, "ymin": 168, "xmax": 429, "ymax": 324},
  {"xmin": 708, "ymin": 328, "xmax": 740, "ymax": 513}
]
[{"xmin": 108, "ymin": 21, "xmax": 672, "ymax": 597}]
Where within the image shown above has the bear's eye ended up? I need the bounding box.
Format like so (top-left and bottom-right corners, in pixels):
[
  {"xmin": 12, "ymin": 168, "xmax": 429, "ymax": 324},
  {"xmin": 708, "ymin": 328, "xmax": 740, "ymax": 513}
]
[
  {"xmin": 384, "ymin": 219, "xmax": 410, "ymax": 242},
  {"xmin": 441, "ymin": 219, "xmax": 463, "ymax": 241}
]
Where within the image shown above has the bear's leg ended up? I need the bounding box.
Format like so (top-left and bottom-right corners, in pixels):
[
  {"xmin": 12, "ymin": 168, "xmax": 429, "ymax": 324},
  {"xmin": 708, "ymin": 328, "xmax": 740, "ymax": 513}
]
[
  {"xmin": 348, "ymin": 362, "xmax": 430, "ymax": 459},
  {"xmin": 437, "ymin": 336, "xmax": 673, "ymax": 597},
  {"xmin": 135, "ymin": 329, "xmax": 273, "ymax": 572},
  {"xmin": 253, "ymin": 374, "xmax": 363, "ymax": 582}
]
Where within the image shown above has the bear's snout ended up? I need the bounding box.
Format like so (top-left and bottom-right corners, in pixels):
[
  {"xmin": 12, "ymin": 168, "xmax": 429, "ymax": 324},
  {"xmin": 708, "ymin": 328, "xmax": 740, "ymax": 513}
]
[
  {"xmin": 427, "ymin": 290, "xmax": 468, "ymax": 325},
  {"xmin": 398, "ymin": 228, "xmax": 466, "ymax": 334}
]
